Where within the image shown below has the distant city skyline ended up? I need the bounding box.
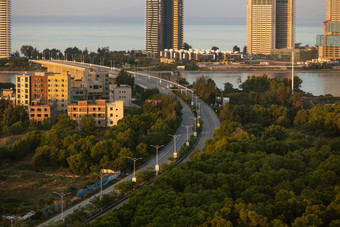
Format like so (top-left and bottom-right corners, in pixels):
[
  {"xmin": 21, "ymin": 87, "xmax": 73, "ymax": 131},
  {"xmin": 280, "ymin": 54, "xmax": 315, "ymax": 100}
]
[{"xmin": 13, "ymin": 0, "xmax": 325, "ymax": 20}]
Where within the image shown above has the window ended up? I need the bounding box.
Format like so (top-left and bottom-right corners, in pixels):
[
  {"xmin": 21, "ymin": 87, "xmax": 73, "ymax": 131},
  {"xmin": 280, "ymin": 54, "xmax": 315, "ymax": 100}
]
[
  {"xmin": 116, "ymin": 109, "xmax": 118, "ymax": 111},
  {"xmin": 110, "ymin": 114, "xmax": 113, "ymax": 117},
  {"xmin": 37, "ymin": 108, "xmax": 41, "ymax": 111},
  {"xmin": 116, "ymin": 115, "xmax": 118, "ymax": 117},
  {"xmin": 93, "ymin": 108, "xmax": 96, "ymax": 111},
  {"xmin": 17, "ymin": 78, "xmax": 20, "ymax": 82},
  {"xmin": 37, "ymin": 114, "xmax": 41, "ymax": 117},
  {"xmin": 44, "ymin": 114, "xmax": 49, "ymax": 117},
  {"xmin": 25, "ymin": 84, "xmax": 28, "ymax": 88},
  {"xmin": 93, "ymin": 114, "xmax": 95, "ymax": 117},
  {"xmin": 17, "ymin": 83, "xmax": 20, "ymax": 87},
  {"xmin": 110, "ymin": 107, "xmax": 113, "ymax": 111},
  {"xmin": 98, "ymin": 107, "xmax": 101, "ymax": 111},
  {"xmin": 73, "ymin": 114, "xmax": 76, "ymax": 117},
  {"xmin": 30, "ymin": 108, "xmax": 34, "ymax": 111},
  {"xmin": 25, "ymin": 89, "xmax": 28, "ymax": 93},
  {"xmin": 25, "ymin": 78, "xmax": 28, "ymax": 82},
  {"xmin": 17, "ymin": 89, "xmax": 20, "ymax": 93},
  {"xmin": 73, "ymin": 108, "xmax": 76, "ymax": 111},
  {"xmin": 25, "ymin": 95, "xmax": 28, "ymax": 98},
  {"xmin": 110, "ymin": 121, "xmax": 113, "ymax": 124},
  {"xmin": 30, "ymin": 114, "xmax": 34, "ymax": 117},
  {"xmin": 18, "ymin": 95, "xmax": 20, "ymax": 98},
  {"xmin": 44, "ymin": 108, "xmax": 47, "ymax": 111},
  {"xmin": 98, "ymin": 114, "xmax": 101, "ymax": 117}
]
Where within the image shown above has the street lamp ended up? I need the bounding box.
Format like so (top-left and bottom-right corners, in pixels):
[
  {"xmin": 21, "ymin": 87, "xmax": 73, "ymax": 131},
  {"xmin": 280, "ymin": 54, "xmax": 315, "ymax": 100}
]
[
  {"xmin": 169, "ymin": 134, "xmax": 181, "ymax": 158},
  {"xmin": 151, "ymin": 145, "xmax": 164, "ymax": 176},
  {"xmin": 127, "ymin": 157, "xmax": 142, "ymax": 182},
  {"xmin": 190, "ymin": 117, "xmax": 198, "ymax": 137},
  {"xmin": 182, "ymin": 125, "xmax": 193, "ymax": 146},
  {"xmin": 93, "ymin": 170, "xmax": 105, "ymax": 200},
  {"xmin": 53, "ymin": 191, "xmax": 71, "ymax": 221}
]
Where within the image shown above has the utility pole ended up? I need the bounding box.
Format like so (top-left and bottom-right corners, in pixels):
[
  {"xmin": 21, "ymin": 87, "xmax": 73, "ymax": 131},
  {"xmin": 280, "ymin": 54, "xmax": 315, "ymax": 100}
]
[
  {"xmin": 182, "ymin": 125, "xmax": 193, "ymax": 146},
  {"xmin": 151, "ymin": 145, "xmax": 164, "ymax": 176},
  {"xmin": 127, "ymin": 157, "xmax": 142, "ymax": 182},
  {"xmin": 53, "ymin": 191, "xmax": 71, "ymax": 221},
  {"xmin": 169, "ymin": 134, "xmax": 181, "ymax": 158},
  {"xmin": 190, "ymin": 117, "xmax": 198, "ymax": 137},
  {"xmin": 92, "ymin": 170, "xmax": 105, "ymax": 200},
  {"xmin": 292, "ymin": 51, "xmax": 295, "ymax": 93}
]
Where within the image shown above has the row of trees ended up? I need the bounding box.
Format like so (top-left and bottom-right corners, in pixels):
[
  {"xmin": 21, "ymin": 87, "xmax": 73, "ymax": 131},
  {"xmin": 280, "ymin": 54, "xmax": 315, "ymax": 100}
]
[{"xmin": 0, "ymin": 99, "xmax": 28, "ymax": 136}]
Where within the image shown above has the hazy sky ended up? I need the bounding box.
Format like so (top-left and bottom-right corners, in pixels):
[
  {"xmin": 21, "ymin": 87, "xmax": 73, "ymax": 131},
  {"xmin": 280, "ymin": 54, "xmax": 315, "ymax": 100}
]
[{"xmin": 13, "ymin": 0, "xmax": 326, "ymax": 20}]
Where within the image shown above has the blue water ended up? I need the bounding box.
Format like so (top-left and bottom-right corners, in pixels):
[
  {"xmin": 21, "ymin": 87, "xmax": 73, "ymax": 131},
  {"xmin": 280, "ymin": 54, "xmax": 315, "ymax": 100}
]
[{"xmin": 11, "ymin": 16, "xmax": 323, "ymax": 53}]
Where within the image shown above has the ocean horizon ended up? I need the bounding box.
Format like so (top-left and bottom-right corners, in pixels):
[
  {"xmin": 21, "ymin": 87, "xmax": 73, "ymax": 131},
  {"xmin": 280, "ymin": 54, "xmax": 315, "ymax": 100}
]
[{"xmin": 12, "ymin": 16, "xmax": 323, "ymax": 53}]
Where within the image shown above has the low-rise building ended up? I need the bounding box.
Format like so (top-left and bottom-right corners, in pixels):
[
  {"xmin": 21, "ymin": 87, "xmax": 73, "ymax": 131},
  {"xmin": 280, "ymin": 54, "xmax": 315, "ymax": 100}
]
[
  {"xmin": 270, "ymin": 48, "xmax": 318, "ymax": 62},
  {"xmin": 68, "ymin": 99, "xmax": 124, "ymax": 127},
  {"xmin": 70, "ymin": 87, "xmax": 87, "ymax": 102},
  {"xmin": 16, "ymin": 74, "xmax": 31, "ymax": 108},
  {"xmin": 1, "ymin": 88, "xmax": 16, "ymax": 104},
  {"xmin": 109, "ymin": 84, "xmax": 132, "ymax": 107},
  {"xmin": 106, "ymin": 101, "xmax": 124, "ymax": 127},
  {"xmin": 29, "ymin": 99, "xmax": 57, "ymax": 124}
]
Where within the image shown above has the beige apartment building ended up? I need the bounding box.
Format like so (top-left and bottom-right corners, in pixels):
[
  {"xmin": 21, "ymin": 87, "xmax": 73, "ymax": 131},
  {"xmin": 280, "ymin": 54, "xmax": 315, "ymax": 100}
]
[
  {"xmin": 247, "ymin": 0, "xmax": 295, "ymax": 55},
  {"xmin": 1, "ymin": 88, "xmax": 15, "ymax": 104},
  {"xmin": 68, "ymin": 100, "xmax": 124, "ymax": 127},
  {"xmin": 0, "ymin": 0, "xmax": 10, "ymax": 58},
  {"xmin": 107, "ymin": 101, "xmax": 124, "ymax": 127},
  {"xmin": 16, "ymin": 74, "xmax": 31, "ymax": 108},
  {"xmin": 47, "ymin": 72, "xmax": 71, "ymax": 113}
]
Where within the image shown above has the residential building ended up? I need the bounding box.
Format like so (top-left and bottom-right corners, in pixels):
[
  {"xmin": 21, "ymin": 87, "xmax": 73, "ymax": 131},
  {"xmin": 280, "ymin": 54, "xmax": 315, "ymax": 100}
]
[
  {"xmin": 81, "ymin": 69, "xmax": 110, "ymax": 99},
  {"xmin": 70, "ymin": 87, "xmax": 87, "ymax": 102},
  {"xmin": 29, "ymin": 99, "xmax": 57, "ymax": 124},
  {"xmin": 107, "ymin": 101, "xmax": 124, "ymax": 127},
  {"xmin": 1, "ymin": 88, "xmax": 15, "ymax": 104},
  {"xmin": 316, "ymin": 0, "xmax": 340, "ymax": 61},
  {"xmin": 145, "ymin": 0, "xmax": 184, "ymax": 57},
  {"xmin": 68, "ymin": 100, "xmax": 124, "ymax": 127},
  {"xmin": 247, "ymin": 0, "xmax": 295, "ymax": 55},
  {"xmin": 16, "ymin": 72, "xmax": 71, "ymax": 112},
  {"xmin": 109, "ymin": 84, "xmax": 132, "ymax": 107},
  {"xmin": 270, "ymin": 48, "xmax": 318, "ymax": 62},
  {"xmin": 47, "ymin": 72, "xmax": 71, "ymax": 113},
  {"xmin": 88, "ymin": 100, "xmax": 106, "ymax": 127},
  {"xmin": 16, "ymin": 74, "xmax": 31, "ymax": 108},
  {"xmin": 0, "ymin": 0, "xmax": 10, "ymax": 58}
]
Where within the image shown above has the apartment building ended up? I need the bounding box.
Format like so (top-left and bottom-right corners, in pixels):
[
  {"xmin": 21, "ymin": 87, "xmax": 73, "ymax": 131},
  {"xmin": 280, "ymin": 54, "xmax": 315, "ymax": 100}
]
[
  {"xmin": 0, "ymin": 0, "xmax": 10, "ymax": 58},
  {"xmin": 107, "ymin": 101, "xmax": 124, "ymax": 127},
  {"xmin": 47, "ymin": 72, "xmax": 71, "ymax": 113},
  {"xmin": 82, "ymin": 69, "xmax": 110, "ymax": 99},
  {"xmin": 68, "ymin": 100, "xmax": 124, "ymax": 127},
  {"xmin": 16, "ymin": 74, "xmax": 31, "ymax": 108},
  {"xmin": 109, "ymin": 84, "xmax": 132, "ymax": 107},
  {"xmin": 29, "ymin": 99, "xmax": 57, "ymax": 123}
]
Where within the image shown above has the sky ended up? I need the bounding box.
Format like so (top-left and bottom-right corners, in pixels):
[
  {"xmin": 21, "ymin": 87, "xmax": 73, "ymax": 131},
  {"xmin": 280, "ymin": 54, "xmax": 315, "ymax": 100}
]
[{"xmin": 13, "ymin": 0, "xmax": 326, "ymax": 20}]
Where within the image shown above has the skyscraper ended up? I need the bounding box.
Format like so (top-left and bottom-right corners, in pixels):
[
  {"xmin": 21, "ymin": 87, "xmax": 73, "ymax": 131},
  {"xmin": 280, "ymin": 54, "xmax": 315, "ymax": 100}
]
[
  {"xmin": 0, "ymin": 0, "xmax": 10, "ymax": 58},
  {"xmin": 316, "ymin": 0, "xmax": 340, "ymax": 60},
  {"xmin": 327, "ymin": 0, "xmax": 340, "ymax": 22},
  {"xmin": 247, "ymin": 0, "xmax": 295, "ymax": 55},
  {"xmin": 145, "ymin": 0, "xmax": 183, "ymax": 57}
]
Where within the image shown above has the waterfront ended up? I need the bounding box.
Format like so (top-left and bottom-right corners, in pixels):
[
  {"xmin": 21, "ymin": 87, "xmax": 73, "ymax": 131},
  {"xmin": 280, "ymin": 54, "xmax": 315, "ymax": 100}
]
[
  {"xmin": 184, "ymin": 71, "xmax": 340, "ymax": 97},
  {"xmin": 2, "ymin": 71, "xmax": 340, "ymax": 97}
]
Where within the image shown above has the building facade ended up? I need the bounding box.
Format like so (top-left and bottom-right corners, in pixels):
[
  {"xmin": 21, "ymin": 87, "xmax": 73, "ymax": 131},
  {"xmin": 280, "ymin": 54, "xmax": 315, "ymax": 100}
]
[
  {"xmin": 316, "ymin": 0, "xmax": 340, "ymax": 60},
  {"xmin": 247, "ymin": 0, "xmax": 295, "ymax": 55},
  {"xmin": 109, "ymin": 84, "xmax": 132, "ymax": 107},
  {"xmin": 16, "ymin": 72, "xmax": 71, "ymax": 112},
  {"xmin": 68, "ymin": 100, "xmax": 124, "ymax": 127},
  {"xmin": 145, "ymin": 0, "xmax": 184, "ymax": 57},
  {"xmin": 0, "ymin": 0, "xmax": 10, "ymax": 58},
  {"xmin": 29, "ymin": 99, "xmax": 57, "ymax": 124},
  {"xmin": 1, "ymin": 88, "xmax": 15, "ymax": 104}
]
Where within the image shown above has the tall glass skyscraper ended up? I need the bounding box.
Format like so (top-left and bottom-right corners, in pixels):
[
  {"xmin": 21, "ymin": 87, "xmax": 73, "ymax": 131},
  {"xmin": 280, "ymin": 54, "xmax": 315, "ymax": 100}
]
[
  {"xmin": 145, "ymin": 0, "xmax": 183, "ymax": 57},
  {"xmin": 0, "ymin": 0, "xmax": 10, "ymax": 58},
  {"xmin": 247, "ymin": 0, "xmax": 295, "ymax": 55}
]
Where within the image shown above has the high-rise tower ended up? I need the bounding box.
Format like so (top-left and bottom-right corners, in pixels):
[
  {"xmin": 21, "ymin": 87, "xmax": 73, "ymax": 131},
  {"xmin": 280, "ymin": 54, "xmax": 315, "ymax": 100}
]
[
  {"xmin": 247, "ymin": 0, "xmax": 295, "ymax": 55},
  {"xmin": 327, "ymin": 0, "xmax": 340, "ymax": 22},
  {"xmin": 145, "ymin": 0, "xmax": 183, "ymax": 57},
  {"xmin": 0, "ymin": 0, "xmax": 10, "ymax": 58}
]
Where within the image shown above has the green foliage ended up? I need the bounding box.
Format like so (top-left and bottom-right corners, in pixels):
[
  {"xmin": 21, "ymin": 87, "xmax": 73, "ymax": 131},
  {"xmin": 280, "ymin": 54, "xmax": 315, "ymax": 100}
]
[
  {"xmin": 80, "ymin": 114, "xmax": 95, "ymax": 134},
  {"xmin": 115, "ymin": 69, "xmax": 135, "ymax": 87},
  {"xmin": 193, "ymin": 76, "xmax": 220, "ymax": 104},
  {"xmin": 0, "ymin": 99, "xmax": 29, "ymax": 135}
]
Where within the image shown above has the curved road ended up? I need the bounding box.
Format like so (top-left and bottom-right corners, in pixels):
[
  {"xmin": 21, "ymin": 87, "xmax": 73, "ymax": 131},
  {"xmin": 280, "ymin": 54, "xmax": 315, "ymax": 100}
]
[{"xmin": 35, "ymin": 60, "xmax": 220, "ymax": 226}]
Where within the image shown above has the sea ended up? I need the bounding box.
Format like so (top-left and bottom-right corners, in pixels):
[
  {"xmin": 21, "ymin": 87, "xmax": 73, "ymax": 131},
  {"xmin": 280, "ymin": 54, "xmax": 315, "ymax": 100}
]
[{"xmin": 3, "ymin": 16, "xmax": 339, "ymax": 97}]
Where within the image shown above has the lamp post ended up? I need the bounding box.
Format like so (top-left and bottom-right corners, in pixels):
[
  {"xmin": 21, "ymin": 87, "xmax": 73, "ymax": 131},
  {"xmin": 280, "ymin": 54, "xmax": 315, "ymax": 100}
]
[
  {"xmin": 53, "ymin": 191, "xmax": 71, "ymax": 221},
  {"xmin": 169, "ymin": 134, "xmax": 181, "ymax": 158},
  {"xmin": 197, "ymin": 103, "xmax": 202, "ymax": 120},
  {"xmin": 8, "ymin": 216, "xmax": 15, "ymax": 227},
  {"xmin": 110, "ymin": 60, "xmax": 113, "ymax": 71},
  {"xmin": 151, "ymin": 145, "xmax": 164, "ymax": 176},
  {"xmin": 93, "ymin": 170, "xmax": 104, "ymax": 200},
  {"xmin": 127, "ymin": 157, "xmax": 142, "ymax": 182},
  {"xmin": 182, "ymin": 125, "xmax": 193, "ymax": 146},
  {"xmin": 190, "ymin": 117, "xmax": 198, "ymax": 137}
]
